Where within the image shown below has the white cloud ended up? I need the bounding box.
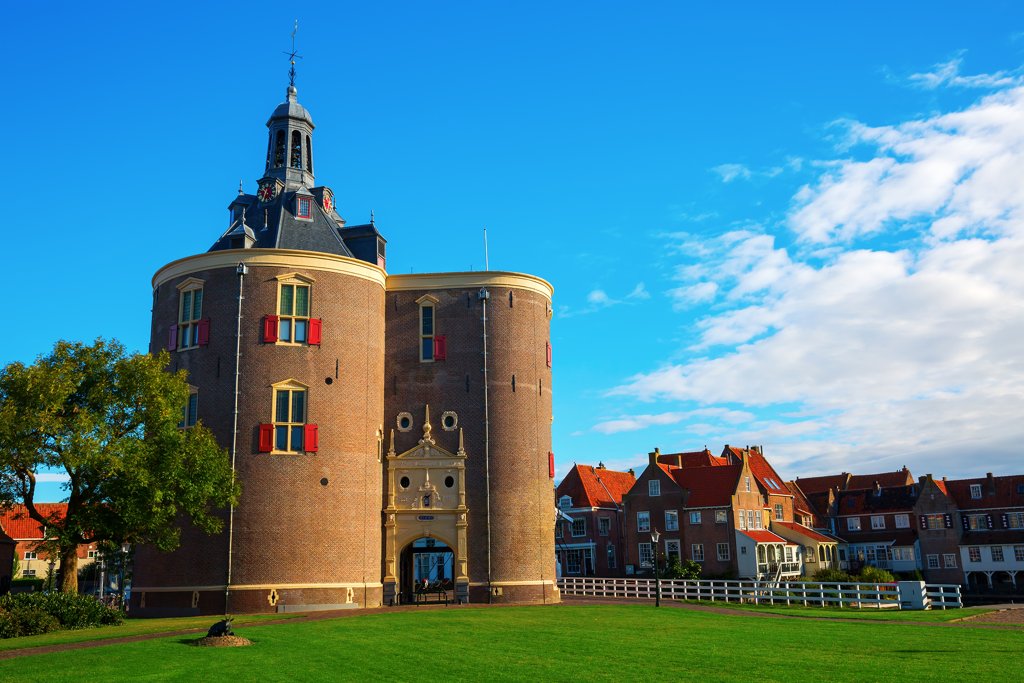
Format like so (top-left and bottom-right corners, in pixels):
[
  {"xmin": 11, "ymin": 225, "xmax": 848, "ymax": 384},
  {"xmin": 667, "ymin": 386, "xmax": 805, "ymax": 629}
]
[
  {"xmin": 712, "ymin": 163, "xmax": 752, "ymax": 183},
  {"xmin": 560, "ymin": 282, "xmax": 652, "ymax": 317},
  {"xmin": 613, "ymin": 81, "xmax": 1024, "ymax": 479},
  {"xmin": 592, "ymin": 407, "xmax": 755, "ymax": 435},
  {"xmin": 909, "ymin": 57, "xmax": 1019, "ymax": 90}
]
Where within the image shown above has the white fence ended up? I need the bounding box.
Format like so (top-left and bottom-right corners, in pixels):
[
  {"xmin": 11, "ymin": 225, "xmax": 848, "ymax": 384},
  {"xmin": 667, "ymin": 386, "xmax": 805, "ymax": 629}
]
[{"xmin": 557, "ymin": 577, "xmax": 962, "ymax": 609}]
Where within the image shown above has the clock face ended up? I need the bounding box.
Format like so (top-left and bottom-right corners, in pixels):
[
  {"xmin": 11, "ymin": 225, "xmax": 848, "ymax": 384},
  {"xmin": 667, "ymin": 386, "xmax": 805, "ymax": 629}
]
[
  {"xmin": 257, "ymin": 182, "xmax": 277, "ymax": 203},
  {"xmin": 322, "ymin": 191, "xmax": 333, "ymax": 213}
]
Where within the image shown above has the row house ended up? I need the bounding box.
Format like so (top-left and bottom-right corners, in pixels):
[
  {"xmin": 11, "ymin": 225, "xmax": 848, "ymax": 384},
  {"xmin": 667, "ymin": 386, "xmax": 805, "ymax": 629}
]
[
  {"xmin": 555, "ymin": 464, "xmax": 636, "ymax": 577},
  {"xmin": 621, "ymin": 445, "xmax": 818, "ymax": 581},
  {"xmin": 833, "ymin": 484, "xmax": 921, "ymax": 575},
  {"xmin": 0, "ymin": 504, "xmax": 99, "ymax": 582}
]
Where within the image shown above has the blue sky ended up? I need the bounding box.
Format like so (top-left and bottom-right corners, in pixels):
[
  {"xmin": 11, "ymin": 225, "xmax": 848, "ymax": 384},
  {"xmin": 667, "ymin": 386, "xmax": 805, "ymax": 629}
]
[{"xmin": 3, "ymin": 2, "xmax": 1024, "ymax": 500}]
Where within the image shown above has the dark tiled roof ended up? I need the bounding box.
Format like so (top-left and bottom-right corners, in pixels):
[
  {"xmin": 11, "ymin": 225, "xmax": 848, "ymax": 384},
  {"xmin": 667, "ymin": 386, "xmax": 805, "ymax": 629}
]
[
  {"xmin": 657, "ymin": 449, "xmax": 728, "ymax": 468},
  {"xmin": 838, "ymin": 529, "xmax": 918, "ymax": 546},
  {"xmin": 960, "ymin": 530, "xmax": 1024, "ymax": 545},
  {"xmin": 835, "ymin": 485, "xmax": 919, "ymax": 514},
  {"xmin": 796, "ymin": 468, "xmax": 914, "ymax": 495},
  {"xmin": 945, "ymin": 475, "xmax": 1024, "ymax": 510},
  {"xmin": 556, "ymin": 464, "xmax": 636, "ymax": 508}
]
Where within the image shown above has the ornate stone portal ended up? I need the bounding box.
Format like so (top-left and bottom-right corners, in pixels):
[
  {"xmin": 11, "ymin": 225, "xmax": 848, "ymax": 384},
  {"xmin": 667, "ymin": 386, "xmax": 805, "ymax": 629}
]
[{"xmin": 383, "ymin": 405, "xmax": 469, "ymax": 604}]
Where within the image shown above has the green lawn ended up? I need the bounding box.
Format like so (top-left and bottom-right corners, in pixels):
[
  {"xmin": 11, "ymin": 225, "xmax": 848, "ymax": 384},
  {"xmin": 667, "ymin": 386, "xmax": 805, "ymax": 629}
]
[
  {"xmin": 0, "ymin": 604, "xmax": 1018, "ymax": 682},
  {"xmin": 0, "ymin": 613, "xmax": 301, "ymax": 652}
]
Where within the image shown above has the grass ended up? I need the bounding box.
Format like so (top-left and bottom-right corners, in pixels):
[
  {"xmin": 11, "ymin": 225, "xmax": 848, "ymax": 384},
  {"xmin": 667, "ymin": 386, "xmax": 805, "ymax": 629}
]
[
  {"xmin": 0, "ymin": 604, "xmax": 1019, "ymax": 682},
  {"xmin": 676, "ymin": 600, "xmax": 993, "ymax": 622},
  {"xmin": 0, "ymin": 613, "xmax": 301, "ymax": 652}
]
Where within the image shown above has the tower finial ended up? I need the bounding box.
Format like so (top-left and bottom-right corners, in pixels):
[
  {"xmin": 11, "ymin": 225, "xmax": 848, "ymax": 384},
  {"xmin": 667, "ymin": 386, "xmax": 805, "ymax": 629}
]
[
  {"xmin": 283, "ymin": 20, "xmax": 303, "ymax": 90},
  {"xmin": 238, "ymin": 179, "xmax": 244, "ymax": 195},
  {"xmin": 370, "ymin": 209, "xmax": 375, "ymax": 226}
]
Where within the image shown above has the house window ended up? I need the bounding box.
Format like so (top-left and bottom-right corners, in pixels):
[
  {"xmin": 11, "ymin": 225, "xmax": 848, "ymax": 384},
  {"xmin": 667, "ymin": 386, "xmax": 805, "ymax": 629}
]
[
  {"xmin": 991, "ymin": 546, "xmax": 1005, "ymax": 562},
  {"xmin": 419, "ymin": 299, "xmax": 436, "ymax": 362},
  {"xmin": 665, "ymin": 510, "xmax": 679, "ymax": 531},
  {"xmin": 639, "ymin": 542, "xmax": 653, "ymax": 569},
  {"xmin": 895, "ymin": 513, "xmax": 910, "ymax": 529},
  {"xmin": 715, "ymin": 509, "xmax": 728, "ymax": 524},
  {"xmin": 943, "ymin": 554, "xmax": 957, "ymax": 568},
  {"xmin": 689, "ymin": 511, "xmax": 702, "ymax": 525},
  {"xmin": 926, "ymin": 514, "xmax": 945, "ymax": 530},
  {"xmin": 558, "ymin": 495, "xmax": 572, "ymax": 510},
  {"xmin": 637, "ymin": 511, "xmax": 650, "ymax": 533},
  {"xmin": 1014, "ymin": 545, "xmax": 1024, "ymax": 562},
  {"xmin": 666, "ymin": 540, "xmax": 681, "ymax": 563},
  {"xmin": 774, "ymin": 504, "xmax": 783, "ymax": 521},
  {"xmin": 871, "ymin": 515, "xmax": 885, "ymax": 530},
  {"xmin": 893, "ymin": 547, "xmax": 915, "ymax": 562},
  {"xmin": 607, "ymin": 544, "xmax": 616, "ymax": 569},
  {"xmin": 745, "ymin": 476, "xmax": 751, "ymax": 492},
  {"xmin": 691, "ymin": 544, "xmax": 704, "ymax": 562},
  {"xmin": 555, "ymin": 524, "xmax": 563, "ymax": 539},
  {"xmin": 24, "ymin": 551, "xmax": 37, "ymax": 560},
  {"xmin": 970, "ymin": 484, "xmax": 982, "ymax": 499},
  {"xmin": 805, "ymin": 546, "xmax": 816, "ymax": 562},
  {"xmin": 968, "ymin": 547, "xmax": 982, "ymax": 563},
  {"xmin": 968, "ymin": 514, "xmax": 987, "ymax": 530},
  {"xmin": 786, "ymin": 546, "xmax": 795, "ymax": 563},
  {"xmin": 648, "ymin": 479, "xmax": 660, "ymax": 497},
  {"xmin": 1007, "ymin": 512, "xmax": 1024, "ymax": 529},
  {"xmin": 927, "ymin": 554, "xmax": 940, "ymax": 569},
  {"xmin": 87, "ymin": 550, "xmax": 97, "ymax": 559},
  {"xmin": 21, "ymin": 569, "xmax": 36, "ymax": 577},
  {"xmin": 747, "ymin": 510, "xmax": 760, "ymax": 530},
  {"xmin": 847, "ymin": 517, "xmax": 861, "ymax": 531},
  {"xmin": 571, "ymin": 518, "xmax": 586, "ymax": 537},
  {"xmin": 179, "ymin": 389, "xmax": 198, "ymax": 428},
  {"xmin": 598, "ymin": 517, "xmax": 611, "ymax": 536},
  {"xmin": 566, "ymin": 549, "xmax": 583, "ymax": 575},
  {"xmin": 174, "ymin": 279, "xmax": 206, "ymax": 351},
  {"xmin": 738, "ymin": 509, "xmax": 746, "ymax": 530},
  {"xmin": 272, "ymin": 383, "xmax": 306, "ymax": 452},
  {"xmin": 277, "ymin": 279, "xmax": 311, "ymax": 343},
  {"xmin": 296, "ymin": 195, "xmax": 313, "ymax": 219},
  {"xmin": 717, "ymin": 543, "xmax": 730, "ymax": 561}
]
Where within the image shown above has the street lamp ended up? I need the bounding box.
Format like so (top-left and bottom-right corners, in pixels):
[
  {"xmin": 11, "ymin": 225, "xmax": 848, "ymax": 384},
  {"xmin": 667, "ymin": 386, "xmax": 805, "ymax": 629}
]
[{"xmin": 651, "ymin": 528, "xmax": 661, "ymax": 608}]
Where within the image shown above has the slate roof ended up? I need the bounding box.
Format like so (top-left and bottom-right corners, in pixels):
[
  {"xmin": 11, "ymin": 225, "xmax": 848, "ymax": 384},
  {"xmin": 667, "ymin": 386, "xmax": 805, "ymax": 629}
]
[
  {"xmin": 944, "ymin": 475, "xmax": 1024, "ymax": 510},
  {"xmin": 835, "ymin": 485, "xmax": 919, "ymax": 514},
  {"xmin": 672, "ymin": 465, "xmax": 742, "ymax": 508},
  {"xmin": 556, "ymin": 464, "xmax": 636, "ymax": 509},
  {"xmin": 772, "ymin": 520, "xmax": 840, "ymax": 544},
  {"xmin": 796, "ymin": 467, "xmax": 914, "ymax": 495},
  {"xmin": 0, "ymin": 504, "xmax": 66, "ymax": 540}
]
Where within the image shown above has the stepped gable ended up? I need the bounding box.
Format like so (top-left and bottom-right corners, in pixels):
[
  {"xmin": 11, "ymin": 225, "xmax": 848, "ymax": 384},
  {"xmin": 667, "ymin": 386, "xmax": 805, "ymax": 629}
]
[
  {"xmin": 944, "ymin": 474, "xmax": 1024, "ymax": 510},
  {"xmin": 557, "ymin": 464, "xmax": 635, "ymax": 508},
  {"xmin": 671, "ymin": 464, "xmax": 742, "ymax": 507}
]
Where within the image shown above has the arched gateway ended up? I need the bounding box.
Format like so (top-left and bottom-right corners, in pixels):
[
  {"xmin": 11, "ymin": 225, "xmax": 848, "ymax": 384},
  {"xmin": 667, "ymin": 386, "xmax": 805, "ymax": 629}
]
[{"xmin": 383, "ymin": 406, "xmax": 469, "ymax": 604}]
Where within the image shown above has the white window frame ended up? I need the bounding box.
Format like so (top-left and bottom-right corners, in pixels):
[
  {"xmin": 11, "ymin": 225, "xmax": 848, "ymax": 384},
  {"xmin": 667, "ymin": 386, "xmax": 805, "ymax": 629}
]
[
  {"xmin": 847, "ymin": 517, "xmax": 861, "ymax": 531},
  {"xmin": 715, "ymin": 509, "xmax": 728, "ymax": 524},
  {"xmin": 1014, "ymin": 545, "xmax": 1024, "ymax": 562},
  {"xmin": 774, "ymin": 504, "xmax": 783, "ymax": 521},
  {"xmin": 871, "ymin": 515, "xmax": 885, "ymax": 530},
  {"xmin": 745, "ymin": 476, "xmax": 751, "ymax": 492},
  {"xmin": 666, "ymin": 539, "xmax": 681, "ymax": 563},
  {"xmin": 738, "ymin": 508, "xmax": 746, "ymax": 530},
  {"xmin": 968, "ymin": 546, "xmax": 982, "ymax": 563},
  {"xmin": 637, "ymin": 511, "xmax": 650, "ymax": 533},
  {"xmin": 638, "ymin": 542, "xmax": 653, "ymax": 569},
  {"xmin": 689, "ymin": 511, "xmax": 702, "ymax": 525},
  {"xmin": 717, "ymin": 543, "xmax": 730, "ymax": 561},
  {"xmin": 571, "ymin": 518, "xmax": 586, "ymax": 537},
  {"xmin": 894, "ymin": 513, "xmax": 910, "ymax": 529},
  {"xmin": 648, "ymin": 479, "xmax": 661, "ymax": 497},
  {"xmin": 970, "ymin": 483, "xmax": 982, "ymax": 499},
  {"xmin": 944, "ymin": 553, "xmax": 957, "ymax": 568},
  {"xmin": 665, "ymin": 510, "xmax": 679, "ymax": 532},
  {"xmin": 691, "ymin": 543, "xmax": 704, "ymax": 562},
  {"xmin": 991, "ymin": 546, "xmax": 1005, "ymax": 562},
  {"xmin": 24, "ymin": 551, "xmax": 37, "ymax": 560}
]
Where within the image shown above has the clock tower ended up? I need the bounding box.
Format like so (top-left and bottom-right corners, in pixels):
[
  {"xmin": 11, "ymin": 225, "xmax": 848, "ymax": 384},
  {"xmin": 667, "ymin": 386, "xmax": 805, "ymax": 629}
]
[{"xmin": 263, "ymin": 84, "xmax": 316, "ymax": 190}]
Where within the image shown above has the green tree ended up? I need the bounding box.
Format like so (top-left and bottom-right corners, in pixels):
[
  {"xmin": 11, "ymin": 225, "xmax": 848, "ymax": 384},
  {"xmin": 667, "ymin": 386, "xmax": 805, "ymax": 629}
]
[
  {"xmin": 663, "ymin": 558, "xmax": 702, "ymax": 580},
  {"xmin": 0, "ymin": 339, "xmax": 239, "ymax": 594}
]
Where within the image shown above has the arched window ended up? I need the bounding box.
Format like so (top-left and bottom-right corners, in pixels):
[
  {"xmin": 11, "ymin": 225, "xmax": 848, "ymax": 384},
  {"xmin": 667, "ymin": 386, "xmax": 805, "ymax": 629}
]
[
  {"xmin": 265, "ymin": 133, "xmax": 273, "ymax": 170},
  {"xmin": 290, "ymin": 130, "xmax": 302, "ymax": 169},
  {"xmin": 305, "ymin": 135, "xmax": 313, "ymax": 173},
  {"xmin": 818, "ymin": 546, "xmax": 826, "ymax": 562},
  {"xmin": 273, "ymin": 130, "xmax": 286, "ymax": 168}
]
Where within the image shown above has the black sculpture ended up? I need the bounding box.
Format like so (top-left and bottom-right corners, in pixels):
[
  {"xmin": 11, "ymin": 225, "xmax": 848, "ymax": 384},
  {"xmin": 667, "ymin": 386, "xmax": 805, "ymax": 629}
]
[{"xmin": 207, "ymin": 618, "xmax": 234, "ymax": 638}]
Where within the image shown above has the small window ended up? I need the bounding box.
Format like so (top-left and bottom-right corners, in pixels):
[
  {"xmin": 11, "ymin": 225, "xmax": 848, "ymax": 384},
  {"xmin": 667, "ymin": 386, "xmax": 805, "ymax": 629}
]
[
  {"xmin": 277, "ymin": 278, "xmax": 312, "ymax": 344},
  {"xmin": 715, "ymin": 509, "xmax": 728, "ymax": 524},
  {"xmin": 637, "ymin": 511, "xmax": 650, "ymax": 533},
  {"xmin": 638, "ymin": 542, "xmax": 653, "ymax": 569},
  {"xmin": 871, "ymin": 515, "xmax": 885, "ymax": 530},
  {"xmin": 970, "ymin": 484, "xmax": 982, "ymax": 499},
  {"xmin": 666, "ymin": 540, "xmax": 681, "ymax": 563},
  {"xmin": 296, "ymin": 195, "xmax": 313, "ymax": 219},
  {"xmin": 558, "ymin": 495, "xmax": 572, "ymax": 510},
  {"xmin": 689, "ymin": 511, "xmax": 702, "ymax": 525},
  {"xmin": 1014, "ymin": 545, "xmax": 1024, "ymax": 562},
  {"xmin": 179, "ymin": 389, "xmax": 198, "ymax": 428},
  {"xmin": 87, "ymin": 550, "xmax": 98, "ymax": 559},
  {"xmin": 272, "ymin": 383, "xmax": 306, "ymax": 452},
  {"xmin": 24, "ymin": 551, "xmax": 37, "ymax": 560},
  {"xmin": 396, "ymin": 412, "xmax": 413, "ymax": 432},
  {"xmin": 606, "ymin": 544, "xmax": 616, "ymax": 569},
  {"xmin": 717, "ymin": 543, "xmax": 730, "ymax": 561},
  {"xmin": 927, "ymin": 554, "xmax": 940, "ymax": 569},
  {"xmin": 774, "ymin": 504, "xmax": 784, "ymax": 521},
  {"xmin": 665, "ymin": 510, "xmax": 679, "ymax": 532},
  {"xmin": 22, "ymin": 569, "xmax": 36, "ymax": 577},
  {"xmin": 847, "ymin": 517, "xmax": 861, "ymax": 531},
  {"xmin": 894, "ymin": 513, "xmax": 910, "ymax": 529},
  {"xmin": 968, "ymin": 547, "xmax": 982, "ymax": 563},
  {"xmin": 944, "ymin": 553, "xmax": 957, "ymax": 568},
  {"xmin": 745, "ymin": 477, "xmax": 751, "ymax": 492},
  {"xmin": 571, "ymin": 518, "xmax": 586, "ymax": 537},
  {"xmin": 419, "ymin": 298, "xmax": 437, "ymax": 362},
  {"xmin": 441, "ymin": 411, "xmax": 458, "ymax": 431},
  {"xmin": 648, "ymin": 479, "xmax": 660, "ymax": 497},
  {"xmin": 691, "ymin": 544, "xmax": 704, "ymax": 562},
  {"xmin": 598, "ymin": 517, "xmax": 611, "ymax": 536},
  {"xmin": 991, "ymin": 546, "xmax": 1004, "ymax": 562}
]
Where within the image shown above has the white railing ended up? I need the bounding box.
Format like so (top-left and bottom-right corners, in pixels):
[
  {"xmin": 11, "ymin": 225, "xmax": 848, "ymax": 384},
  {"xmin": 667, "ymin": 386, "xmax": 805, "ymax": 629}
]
[{"xmin": 557, "ymin": 577, "xmax": 963, "ymax": 609}]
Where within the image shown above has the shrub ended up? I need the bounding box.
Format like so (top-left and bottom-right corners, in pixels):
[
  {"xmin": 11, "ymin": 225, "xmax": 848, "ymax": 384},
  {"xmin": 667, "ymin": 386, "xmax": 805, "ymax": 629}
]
[
  {"xmin": 10, "ymin": 578, "xmax": 44, "ymax": 593},
  {"xmin": 663, "ymin": 558, "xmax": 702, "ymax": 580},
  {"xmin": 0, "ymin": 592, "xmax": 123, "ymax": 633},
  {"xmin": 0, "ymin": 606, "xmax": 61, "ymax": 638},
  {"xmin": 857, "ymin": 566, "xmax": 896, "ymax": 584},
  {"xmin": 812, "ymin": 568, "xmax": 852, "ymax": 583}
]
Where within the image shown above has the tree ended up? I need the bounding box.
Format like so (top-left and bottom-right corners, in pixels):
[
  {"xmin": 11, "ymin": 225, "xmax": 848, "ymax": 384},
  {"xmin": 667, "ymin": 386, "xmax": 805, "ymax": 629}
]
[
  {"xmin": 0, "ymin": 339, "xmax": 239, "ymax": 593},
  {"xmin": 663, "ymin": 558, "xmax": 702, "ymax": 581}
]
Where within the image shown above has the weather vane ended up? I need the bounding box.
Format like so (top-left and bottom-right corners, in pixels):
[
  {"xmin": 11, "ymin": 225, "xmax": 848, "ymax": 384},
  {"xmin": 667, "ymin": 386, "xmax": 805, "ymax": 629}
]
[{"xmin": 284, "ymin": 20, "xmax": 303, "ymax": 87}]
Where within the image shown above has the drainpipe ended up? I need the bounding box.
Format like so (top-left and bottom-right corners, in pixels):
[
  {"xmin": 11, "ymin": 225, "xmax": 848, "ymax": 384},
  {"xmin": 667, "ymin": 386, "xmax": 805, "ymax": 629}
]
[
  {"xmin": 479, "ymin": 286, "xmax": 492, "ymax": 602},
  {"xmin": 225, "ymin": 262, "xmax": 247, "ymax": 613}
]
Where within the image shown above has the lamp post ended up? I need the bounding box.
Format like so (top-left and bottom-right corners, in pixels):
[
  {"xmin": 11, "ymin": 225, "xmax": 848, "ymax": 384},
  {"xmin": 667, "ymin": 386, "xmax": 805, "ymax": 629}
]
[{"xmin": 651, "ymin": 528, "xmax": 661, "ymax": 607}]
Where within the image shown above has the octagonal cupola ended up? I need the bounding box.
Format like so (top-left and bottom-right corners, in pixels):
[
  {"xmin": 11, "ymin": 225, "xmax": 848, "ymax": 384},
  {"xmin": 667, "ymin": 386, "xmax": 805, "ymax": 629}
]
[{"xmin": 264, "ymin": 84, "xmax": 316, "ymax": 189}]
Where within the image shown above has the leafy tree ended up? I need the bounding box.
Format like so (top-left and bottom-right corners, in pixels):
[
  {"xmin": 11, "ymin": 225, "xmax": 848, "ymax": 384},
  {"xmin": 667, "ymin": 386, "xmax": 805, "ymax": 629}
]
[
  {"xmin": 663, "ymin": 558, "xmax": 702, "ymax": 580},
  {"xmin": 0, "ymin": 339, "xmax": 239, "ymax": 593}
]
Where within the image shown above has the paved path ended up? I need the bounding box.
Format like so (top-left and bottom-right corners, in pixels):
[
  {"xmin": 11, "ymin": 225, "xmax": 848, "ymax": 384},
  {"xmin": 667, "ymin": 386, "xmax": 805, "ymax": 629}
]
[{"xmin": 1, "ymin": 597, "xmax": 1020, "ymax": 660}]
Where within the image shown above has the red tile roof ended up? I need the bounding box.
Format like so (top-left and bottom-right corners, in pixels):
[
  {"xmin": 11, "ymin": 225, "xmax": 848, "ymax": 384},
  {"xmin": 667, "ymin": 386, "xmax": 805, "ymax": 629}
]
[
  {"xmin": 772, "ymin": 520, "xmax": 838, "ymax": 544},
  {"xmin": 739, "ymin": 529, "xmax": 792, "ymax": 544},
  {"xmin": 794, "ymin": 473, "xmax": 850, "ymax": 495},
  {"xmin": 747, "ymin": 450, "xmax": 791, "ymax": 496},
  {"xmin": 785, "ymin": 481, "xmax": 815, "ymax": 516},
  {"xmin": 0, "ymin": 504, "xmax": 66, "ymax": 540},
  {"xmin": 944, "ymin": 474, "xmax": 1024, "ymax": 510},
  {"xmin": 555, "ymin": 464, "xmax": 636, "ymax": 509},
  {"xmin": 671, "ymin": 465, "xmax": 741, "ymax": 507}
]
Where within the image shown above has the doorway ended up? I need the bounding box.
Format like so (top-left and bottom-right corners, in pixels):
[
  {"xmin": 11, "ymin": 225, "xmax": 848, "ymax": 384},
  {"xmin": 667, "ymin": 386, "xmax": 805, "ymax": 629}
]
[{"xmin": 400, "ymin": 537, "xmax": 454, "ymax": 603}]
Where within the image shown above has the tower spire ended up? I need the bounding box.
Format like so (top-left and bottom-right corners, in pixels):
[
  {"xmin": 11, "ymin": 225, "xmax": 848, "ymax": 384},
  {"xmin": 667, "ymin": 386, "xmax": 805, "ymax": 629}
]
[{"xmin": 284, "ymin": 20, "xmax": 303, "ymax": 89}]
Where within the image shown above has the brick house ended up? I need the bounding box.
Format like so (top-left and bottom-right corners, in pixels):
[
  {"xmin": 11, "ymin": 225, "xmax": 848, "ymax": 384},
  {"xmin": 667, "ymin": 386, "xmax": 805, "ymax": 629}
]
[
  {"xmin": 555, "ymin": 463, "xmax": 635, "ymax": 577},
  {"xmin": 0, "ymin": 504, "xmax": 99, "ymax": 583},
  {"xmin": 833, "ymin": 484, "xmax": 921, "ymax": 575}
]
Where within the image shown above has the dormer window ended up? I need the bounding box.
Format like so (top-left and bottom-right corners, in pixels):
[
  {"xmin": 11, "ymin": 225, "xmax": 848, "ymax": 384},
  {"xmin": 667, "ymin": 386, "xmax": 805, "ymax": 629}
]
[
  {"xmin": 296, "ymin": 196, "xmax": 313, "ymax": 220},
  {"xmin": 970, "ymin": 484, "xmax": 982, "ymax": 499},
  {"xmin": 558, "ymin": 495, "xmax": 572, "ymax": 510}
]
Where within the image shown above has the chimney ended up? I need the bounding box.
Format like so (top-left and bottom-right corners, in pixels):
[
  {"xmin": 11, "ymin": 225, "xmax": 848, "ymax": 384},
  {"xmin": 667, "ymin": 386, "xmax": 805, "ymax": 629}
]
[
  {"xmin": 987, "ymin": 472, "xmax": 995, "ymax": 495},
  {"xmin": 648, "ymin": 448, "xmax": 661, "ymax": 469},
  {"xmin": 628, "ymin": 468, "xmax": 635, "ymax": 478},
  {"xmin": 597, "ymin": 461, "xmax": 605, "ymax": 469},
  {"xmin": 674, "ymin": 454, "xmax": 683, "ymax": 468}
]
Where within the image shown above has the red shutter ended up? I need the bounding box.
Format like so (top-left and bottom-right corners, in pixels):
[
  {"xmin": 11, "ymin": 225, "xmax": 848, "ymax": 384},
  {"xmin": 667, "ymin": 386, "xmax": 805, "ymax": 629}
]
[
  {"xmin": 258, "ymin": 423, "xmax": 274, "ymax": 452},
  {"xmin": 304, "ymin": 424, "xmax": 319, "ymax": 453},
  {"xmin": 197, "ymin": 318, "xmax": 210, "ymax": 346},
  {"xmin": 168, "ymin": 324, "xmax": 178, "ymax": 351},
  {"xmin": 263, "ymin": 315, "xmax": 279, "ymax": 343},
  {"xmin": 433, "ymin": 335, "xmax": 447, "ymax": 360},
  {"xmin": 548, "ymin": 451, "xmax": 555, "ymax": 478},
  {"xmin": 546, "ymin": 341, "xmax": 552, "ymax": 368},
  {"xmin": 308, "ymin": 318, "xmax": 322, "ymax": 346}
]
